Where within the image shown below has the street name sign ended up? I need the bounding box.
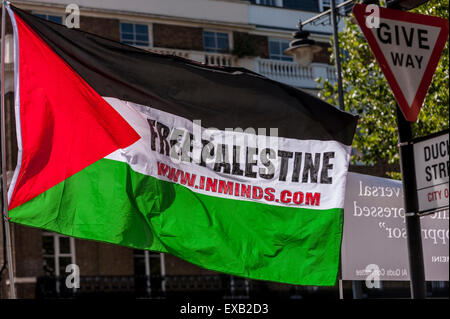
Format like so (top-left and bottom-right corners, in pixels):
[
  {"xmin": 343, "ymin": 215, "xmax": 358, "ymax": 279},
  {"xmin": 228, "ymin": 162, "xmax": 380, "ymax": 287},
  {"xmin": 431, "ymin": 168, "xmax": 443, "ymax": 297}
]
[
  {"xmin": 353, "ymin": 4, "xmax": 449, "ymax": 122},
  {"xmin": 413, "ymin": 130, "xmax": 449, "ymax": 213}
]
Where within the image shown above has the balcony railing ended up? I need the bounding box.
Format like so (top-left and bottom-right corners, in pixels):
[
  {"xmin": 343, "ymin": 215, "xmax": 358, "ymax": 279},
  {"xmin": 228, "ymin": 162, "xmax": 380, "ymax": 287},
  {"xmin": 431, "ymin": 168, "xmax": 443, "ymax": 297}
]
[
  {"xmin": 149, "ymin": 47, "xmax": 235, "ymax": 67},
  {"xmin": 204, "ymin": 53, "xmax": 234, "ymax": 67},
  {"xmin": 35, "ymin": 275, "xmax": 253, "ymax": 299},
  {"xmin": 255, "ymin": 58, "xmax": 336, "ymax": 89},
  {"xmin": 145, "ymin": 47, "xmax": 338, "ymax": 88},
  {"xmin": 35, "ymin": 275, "xmax": 450, "ymax": 299},
  {"xmin": 256, "ymin": 58, "xmax": 313, "ymax": 85}
]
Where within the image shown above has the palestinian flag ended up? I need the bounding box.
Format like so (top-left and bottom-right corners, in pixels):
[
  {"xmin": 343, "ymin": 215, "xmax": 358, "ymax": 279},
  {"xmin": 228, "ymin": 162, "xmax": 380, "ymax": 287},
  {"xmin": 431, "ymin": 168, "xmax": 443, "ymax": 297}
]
[{"xmin": 6, "ymin": 4, "xmax": 357, "ymax": 286}]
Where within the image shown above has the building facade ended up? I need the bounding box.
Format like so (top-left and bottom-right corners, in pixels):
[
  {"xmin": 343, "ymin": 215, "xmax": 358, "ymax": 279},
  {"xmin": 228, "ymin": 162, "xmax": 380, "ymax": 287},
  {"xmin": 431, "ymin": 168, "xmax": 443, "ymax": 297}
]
[{"xmin": 0, "ymin": 0, "xmax": 388, "ymax": 299}]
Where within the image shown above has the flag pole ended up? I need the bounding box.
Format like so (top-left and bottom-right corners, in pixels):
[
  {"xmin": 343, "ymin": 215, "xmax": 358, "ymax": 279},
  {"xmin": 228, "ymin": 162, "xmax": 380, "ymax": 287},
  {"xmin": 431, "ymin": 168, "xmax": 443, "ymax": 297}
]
[{"xmin": 1, "ymin": 0, "xmax": 16, "ymax": 299}]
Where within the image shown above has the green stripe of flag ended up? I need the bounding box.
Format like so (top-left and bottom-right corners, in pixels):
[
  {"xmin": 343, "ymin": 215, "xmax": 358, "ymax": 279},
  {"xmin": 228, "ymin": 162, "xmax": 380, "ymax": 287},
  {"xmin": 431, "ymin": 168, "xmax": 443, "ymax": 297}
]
[{"xmin": 10, "ymin": 158, "xmax": 343, "ymax": 285}]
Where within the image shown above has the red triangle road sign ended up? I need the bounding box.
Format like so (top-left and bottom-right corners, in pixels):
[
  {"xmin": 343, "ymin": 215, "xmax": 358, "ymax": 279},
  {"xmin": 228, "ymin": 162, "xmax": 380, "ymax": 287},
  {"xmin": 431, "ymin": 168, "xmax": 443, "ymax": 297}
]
[{"xmin": 353, "ymin": 4, "xmax": 449, "ymax": 122}]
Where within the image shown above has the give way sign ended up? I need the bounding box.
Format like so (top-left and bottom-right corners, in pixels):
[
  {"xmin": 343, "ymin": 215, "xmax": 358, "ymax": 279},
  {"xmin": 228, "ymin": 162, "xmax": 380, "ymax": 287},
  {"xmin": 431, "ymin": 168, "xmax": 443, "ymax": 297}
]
[{"xmin": 353, "ymin": 4, "xmax": 449, "ymax": 122}]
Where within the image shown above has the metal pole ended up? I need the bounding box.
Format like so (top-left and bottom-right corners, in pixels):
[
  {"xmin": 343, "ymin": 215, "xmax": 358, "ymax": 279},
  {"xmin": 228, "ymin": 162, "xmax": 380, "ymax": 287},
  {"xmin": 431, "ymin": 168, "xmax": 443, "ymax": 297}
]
[
  {"xmin": 384, "ymin": 0, "xmax": 427, "ymax": 299},
  {"xmin": 1, "ymin": 0, "xmax": 16, "ymax": 299},
  {"xmin": 330, "ymin": 0, "xmax": 345, "ymax": 111},
  {"xmin": 301, "ymin": 0, "xmax": 354, "ymax": 27},
  {"xmin": 338, "ymin": 279, "xmax": 344, "ymax": 299},
  {"xmin": 352, "ymin": 281, "xmax": 364, "ymax": 299},
  {"xmin": 395, "ymin": 106, "xmax": 426, "ymax": 299},
  {"xmin": 331, "ymin": 0, "xmax": 345, "ymax": 299}
]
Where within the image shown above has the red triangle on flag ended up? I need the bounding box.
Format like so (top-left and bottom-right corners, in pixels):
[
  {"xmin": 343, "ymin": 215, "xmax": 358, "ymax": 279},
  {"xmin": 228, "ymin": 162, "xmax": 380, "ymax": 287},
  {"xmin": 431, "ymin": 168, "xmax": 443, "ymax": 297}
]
[
  {"xmin": 8, "ymin": 14, "xmax": 141, "ymax": 210},
  {"xmin": 353, "ymin": 4, "xmax": 449, "ymax": 122}
]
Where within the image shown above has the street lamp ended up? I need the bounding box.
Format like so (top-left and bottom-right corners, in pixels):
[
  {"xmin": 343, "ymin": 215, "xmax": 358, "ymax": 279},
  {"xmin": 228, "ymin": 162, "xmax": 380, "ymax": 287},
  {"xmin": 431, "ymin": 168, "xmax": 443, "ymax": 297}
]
[
  {"xmin": 285, "ymin": 0, "xmax": 346, "ymax": 111},
  {"xmin": 284, "ymin": 22, "xmax": 321, "ymax": 67}
]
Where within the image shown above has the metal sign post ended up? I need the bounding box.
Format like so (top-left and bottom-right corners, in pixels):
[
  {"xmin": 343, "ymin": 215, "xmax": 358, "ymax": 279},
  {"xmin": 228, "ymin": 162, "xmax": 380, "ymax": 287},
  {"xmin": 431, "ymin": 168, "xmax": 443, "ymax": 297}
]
[{"xmin": 395, "ymin": 105, "xmax": 426, "ymax": 299}]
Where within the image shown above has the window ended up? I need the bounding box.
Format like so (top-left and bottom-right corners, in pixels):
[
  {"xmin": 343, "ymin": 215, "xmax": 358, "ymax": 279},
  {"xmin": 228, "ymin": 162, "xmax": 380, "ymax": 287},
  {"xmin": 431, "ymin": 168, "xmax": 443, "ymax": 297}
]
[
  {"xmin": 133, "ymin": 250, "xmax": 166, "ymax": 295},
  {"xmin": 203, "ymin": 31, "xmax": 230, "ymax": 53},
  {"xmin": 42, "ymin": 232, "xmax": 76, "ymax": 277},
  {"xmin": 33, "ymin": 13, "xmax": 63, "ymax": 25},
  {"xmin": 318, "ymin": 1, "xmax": 346, "ymax": 20},
  {"xmin": 319, "ymin": 0, "xmax": 331, "ymax": 12},
  {"xmin": 120, "ymin": 22, "xmax": 150, "ymax": 47},
  {"xmin": 319, "ymin": 0, "xmax": 344, "ymax": 12},
  {"xmin": 259, "ymin": 0, "xmax": 276, "ymax": 5},
  {"xmin": 230, "ymin": 275, "xmax": 250, "ymax": 298},
  {"xmin": 251, "ymin": 0, "xmax": 281, "ymax": 6},
  {"xmin": 269, "ymin": 39, "xmax": 293, "ymax": 61},
  {"xmin": 282, "ymin": 0, "xmax": 319, "ymax": 11}
]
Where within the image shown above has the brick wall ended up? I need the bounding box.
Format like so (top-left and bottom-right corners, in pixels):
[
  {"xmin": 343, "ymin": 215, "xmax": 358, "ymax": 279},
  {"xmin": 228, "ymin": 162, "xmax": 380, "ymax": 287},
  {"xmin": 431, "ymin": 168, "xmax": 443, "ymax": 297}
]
[
  {"xmin": 233, "ymin": 32, "xmax": 269, "ymax": 59},
  {"xmin": 74, "ymin": 239, "xmax": 99, "ymax": 276},
  {"xmin": 79, "ymin": 16, "xmax": 120, "ymax": 42},
  {"xmin": 153, "ymin": 23, "xmax": 203, "ymax": 51},
  {"xmin": 12, "ymin": 225, "xmax": 44, "ymax": 298},
  {"xmin": 165, "ymin": 254, "xmax": 217, "ymax": 275},
  {"xmin": 97, "ymin": 243, "xmax": 134, "ymax": 276},
  {"xmin": 75, "ymin": 240, "xmax": 134, "ymax": 276},
  {"xmin": 1, "ymin": 11, "xmax": 120, "ymax": 42}
]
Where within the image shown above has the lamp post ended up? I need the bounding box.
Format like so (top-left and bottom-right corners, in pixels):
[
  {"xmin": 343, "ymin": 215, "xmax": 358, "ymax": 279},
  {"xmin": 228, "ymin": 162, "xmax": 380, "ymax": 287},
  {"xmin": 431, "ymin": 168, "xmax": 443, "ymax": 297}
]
[
  {"xmin": 329, "ymin": 0, "xmax": 345, "ymax": 111},
  {"xmin": 285, "ymin": 1, "xmax": 347, "ymax": 299},
  {"xmin": 284, "ymin": 22, "xmax": 321, "ymax": 67},
  {"xmin": 285, "ymin": 0, "xmax": 345, "ymax": 112}
]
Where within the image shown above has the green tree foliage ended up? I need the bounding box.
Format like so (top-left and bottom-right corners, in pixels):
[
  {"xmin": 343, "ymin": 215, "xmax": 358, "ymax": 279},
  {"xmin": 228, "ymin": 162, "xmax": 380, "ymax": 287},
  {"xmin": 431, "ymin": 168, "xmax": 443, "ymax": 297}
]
[{"xmin": 317, "ymin": 0, "xmax": 449, "ymax": 177}]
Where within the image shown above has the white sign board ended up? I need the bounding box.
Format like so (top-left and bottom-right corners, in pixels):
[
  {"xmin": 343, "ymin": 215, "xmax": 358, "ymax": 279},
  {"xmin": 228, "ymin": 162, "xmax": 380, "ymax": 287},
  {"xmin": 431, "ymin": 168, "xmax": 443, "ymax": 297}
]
[
  {"xmin": 413, "ymin": 130, "xmax": 449, "ymax": 213},
  {"xmin": 342, "ymin": 172, "xmax": 449, "ymax": 281}
]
